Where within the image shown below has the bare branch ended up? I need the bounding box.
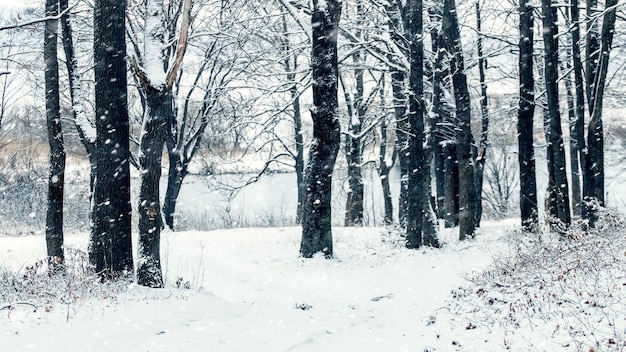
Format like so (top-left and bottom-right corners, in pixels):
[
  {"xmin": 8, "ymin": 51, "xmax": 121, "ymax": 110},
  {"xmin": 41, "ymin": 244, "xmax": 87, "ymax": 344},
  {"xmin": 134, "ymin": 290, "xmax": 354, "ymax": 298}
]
[
  {"xmin": 166, "ymin": 0, "xmax": 193, "ymax": 88},
  {"xmin": 0, "ymin": 6, "xmax": 74, "ymax": 31}
]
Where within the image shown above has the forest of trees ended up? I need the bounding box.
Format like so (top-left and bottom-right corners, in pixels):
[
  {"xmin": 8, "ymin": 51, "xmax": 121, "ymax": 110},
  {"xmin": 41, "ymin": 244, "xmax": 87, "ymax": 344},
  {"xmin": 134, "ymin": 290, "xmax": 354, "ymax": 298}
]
[{"xmin": 0, "ymin": 0, "xmax": 623, "ymax": 286}]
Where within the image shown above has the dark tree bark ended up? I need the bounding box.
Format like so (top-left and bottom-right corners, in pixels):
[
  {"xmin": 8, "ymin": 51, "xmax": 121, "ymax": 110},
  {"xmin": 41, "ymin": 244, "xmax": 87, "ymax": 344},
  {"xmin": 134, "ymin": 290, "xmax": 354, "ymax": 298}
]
[
  {"xmin": 379, "ymin": 111, "xmax": 394, "ymax": 225},
  {"xmin": 90, "ymin": 0, "xmax": 134, "ymax": 278},
  {"xmin": 300, "ymin": 0, "xmax": 342, "ymax": 258},
  {"xmin": 570, "ymin": 0, "xmax": 586, "ymax": 217},
  {"xmin": 517, "ymin": 0, "xmax": 538, "ymax": 232},
  {"xmin": 585, "ymin": 0, "xmax": 600, "ymax": 112},
  {"xmin": 376, "ymin": 76, "xmax": 394, "ymax": 225},
  {"xmin": 137, "ymin": 89, "xmax": 170, "ymax": 288},
  {"xmin": 474, "ymin": 1, "xmax": 489, "ymax": 227},
  {"xmin": 136, "ymin": 0, "xmax": 191, "ymax": 286},
  {"xmin": 442, "ymin": 0, "xmax": 477, "ymax": 240},
  {"xmin": 429, "ymin": 5, "xmax": 446, "ymax": 219},
  {"xmin": 443, "ymin": 143, "xmax": 459, "ymax": 227},
  {"xmin": 405, "ymin": 0, "xmax": 439, "ymax": 249},
  {"xmin": 392, "ymin": 69, "xmax": 409, "ymax": 228},
  {"xmin": 583, "ymin": 0, "xmax": 616, "ymax": 225},
  {"xmin": 45, "ymin": 0, "xmax": 65, "ymax": 268},
  {"xmin": 541, "ymin": 0, "xmax": 571, "ymax": 228}
]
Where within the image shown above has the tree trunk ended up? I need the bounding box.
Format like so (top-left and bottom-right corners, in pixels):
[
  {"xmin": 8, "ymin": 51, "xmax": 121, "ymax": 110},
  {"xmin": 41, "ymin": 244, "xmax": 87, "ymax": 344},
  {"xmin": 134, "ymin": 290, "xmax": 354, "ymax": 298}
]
[
  {"xmin": 392, "ymin": 69, "xmax": 409, "ymax": 228},
  {"xmin": 444, "ymin": 142, "xmax": 459, "ymax": 227},
  {"xmin": 379, "ymin": 82, "xmax": 394, "ymax": 226},
  {"xmin": 429, "ymin": 5, "xmax": 446, "ymax": 220},
  {"xmin": 443, "ymin": 0, "xmax": 477, "ymax": 240},
  {"xmin": 90, "ymin": 0, "xmax": 134, "ymax": 278},
  {"xmin": 474, "ymin": 1, "xmax": 489, "ymax": 228},
  {"xmin": 570, "ymin": 0, "xmax": 586, "ymax": 217},
  {"xmin": 541, "ymin": 0, "xmax": 571, "ymax": 228},
  {"xmin": 279, "ymin": 15, "xmax": 306, "ymax": 225},
  {"xmin": 583, "ymin": 0, "xmax": 616, "ymax": 225},
  {"xmin": 405, "ymin": 0, "xmax": 439, "ymax": 249},
  {"xmin": 300, "ymin": 0, "xmax": 342, "ymax": 258},
  {"xmin": 386, "ymin": 4, "xmax": 410, "ymax": 228},
  {"xmin": 561, "ymin": 57, "xmax": 582, "ymax": 217},
  {"xmin": 291, "ymin": 81, "xmax": 305, "ymax": 225},
  {"xmin": 344, "ymin": 1, "xmax": 365, "ymax": 227},
  {"xmin": 137, "ymin": 89, "xmax": 170, "ymax": 288},
  {"xmin": 517, "ymin": 0, "xmax": 538, "ymax": 232},
  {"xmin": 45, "ymin": 0, "xmax": 65, "ymax": 269},
  {"xmin": 163, "ymin": 150, "xmax": 185, "ymax": 230}
]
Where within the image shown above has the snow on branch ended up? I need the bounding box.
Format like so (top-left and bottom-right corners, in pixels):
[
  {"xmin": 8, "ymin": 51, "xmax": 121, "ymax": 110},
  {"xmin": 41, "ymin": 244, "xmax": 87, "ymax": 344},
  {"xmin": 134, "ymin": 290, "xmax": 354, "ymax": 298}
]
[
  {"xmin": 275, "ymin": 0, "xmax": 311, "ymax": 41},
  {"xmin": 166, "ymin": 0, "xmax": 193, "ymax": 89},
  {"xmin": 0, "ymin": 5, "xmax": 74, "ymax": 31}
]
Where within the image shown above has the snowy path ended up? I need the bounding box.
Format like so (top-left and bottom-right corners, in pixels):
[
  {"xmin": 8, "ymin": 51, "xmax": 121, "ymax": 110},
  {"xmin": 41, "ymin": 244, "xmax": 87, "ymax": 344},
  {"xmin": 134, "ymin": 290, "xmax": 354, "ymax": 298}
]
[{"xmin": 0, "ymin": 222, "xmax": 513, "ymax": 351}]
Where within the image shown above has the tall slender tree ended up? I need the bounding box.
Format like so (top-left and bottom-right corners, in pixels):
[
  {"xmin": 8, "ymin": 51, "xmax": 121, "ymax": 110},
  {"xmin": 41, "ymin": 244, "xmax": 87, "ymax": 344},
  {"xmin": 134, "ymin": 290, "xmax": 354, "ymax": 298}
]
[
  {"xmin": 300, "ymin": 0, "xmax": 342, "ymax": 258},
  {"xmin": 541, "ymin": 0, "xmax": 571, "ymax": 228},
  {"xmin": 474, "ymin": 0, "xmax": 489, "ymax": 227},
  {"xmin": 45, "ymin": 0, "xmax": 65, "ymax": 269},
  {"xmin": 583, "ymin": 0, "xmax": 617, "ymax": 225},
  {"xmin": 569, "ymin": 0, "xmax": 586, "ymax": 217},
  {"xmin": 90, "ymin": 0, "xmax": 134, "ymax": 277},
  {"xmin": 442, "ymin": 0, "xmax": 477, "ymax": 240},
  {"xmin": 405, "ymin": 0, "xmax": 439, "ymax": 248}
]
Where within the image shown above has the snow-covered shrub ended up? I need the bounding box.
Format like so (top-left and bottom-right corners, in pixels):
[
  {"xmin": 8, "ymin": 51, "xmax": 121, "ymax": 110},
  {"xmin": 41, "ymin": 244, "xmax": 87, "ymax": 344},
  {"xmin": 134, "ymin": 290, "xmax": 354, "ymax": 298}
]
[
  {"xmin": 0, "ymin": 247, "xmax": 128, "ymax": 320},
  {"xmin": 0, "ymin": 163, "xmax": 47, "ymax": 234},
  {"xmin": 441, "ymin": 207, "xmax": 626, "ymax": 351},
  {"xmin": 0, "ymin": 163, "xmax": 91, "ymax": 235}
]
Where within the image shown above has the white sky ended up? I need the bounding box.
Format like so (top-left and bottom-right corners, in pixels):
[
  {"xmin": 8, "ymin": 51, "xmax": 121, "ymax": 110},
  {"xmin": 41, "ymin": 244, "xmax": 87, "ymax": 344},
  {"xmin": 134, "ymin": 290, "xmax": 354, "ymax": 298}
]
[{"xmin": 0, "ymin": 1, "xmax": 31, "ymax": 9}]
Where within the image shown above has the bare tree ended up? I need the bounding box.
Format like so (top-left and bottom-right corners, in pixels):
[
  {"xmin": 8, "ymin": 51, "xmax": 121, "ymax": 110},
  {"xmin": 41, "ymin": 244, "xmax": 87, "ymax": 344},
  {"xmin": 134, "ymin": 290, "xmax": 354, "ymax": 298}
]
[
  {"xmin": 582, "ymin": 0, "xmax": 617, "ymax": 225},
  {"xmin": 300, "ymin": 0, "xmax": 342, "ymax": 258},
  {"xmin": 44, "ymin": 0, "xmax": 65, "ymax": 269},
  {"xmin": 130, "ymin": 0, "xmax": 192, "ymax": 287},
  {"xmin": 404, "ymin": 0, "xmax": 439, "ymax": 248},
  {"xmin": 90, "ymin": 0, "xmax": 134, "ymax": 278},
  {"xmin": 541, "ymin": 0, "xmax": 571, "ymax": 228},
  {"xmin": 474, "ymin": 0, "xmax": 490, "ymax": 227},
  {"xmin": 442, "ymin": 0, "xmax": 477, "ymax": 240},
  {"xmin": 517, "ymin": 0, "xmax": 538, "ymax": 231}
]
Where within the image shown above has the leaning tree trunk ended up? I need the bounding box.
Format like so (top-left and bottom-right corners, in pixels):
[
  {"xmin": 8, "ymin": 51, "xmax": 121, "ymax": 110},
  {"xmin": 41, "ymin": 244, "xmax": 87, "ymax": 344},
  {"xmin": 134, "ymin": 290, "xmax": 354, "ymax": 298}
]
[
  {"xmin": 541, "ymin": 0, "xmax": 571, "ymax": 228},
  {"xmin": 45, "ymin": 0, "xmax": 65, "ymax": 269},
  {"xmin": 517, "ymin": 0, "xmax": 538, "ymax": 232},
  {"xmin": 90, "ymin": 0, "xmax": 134, "ymax": 278},
  {"xmin": 59, "ymin": 0, "xmax": 97, "ymax": 196},
  {"xmin": 300, "ymin": 0, "xmax": 342, "ymax": 258},
  {"xmin": 443, "ymin": 0, "xmax": 477, "ymax": 240},
  {"xmin": 137, "ymin": 89, "xmax": 170, "ymax": 288}
]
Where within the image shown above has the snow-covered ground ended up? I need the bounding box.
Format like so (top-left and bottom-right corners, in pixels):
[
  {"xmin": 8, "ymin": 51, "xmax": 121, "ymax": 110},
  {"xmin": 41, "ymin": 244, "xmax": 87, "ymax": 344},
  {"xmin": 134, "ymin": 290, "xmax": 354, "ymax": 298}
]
[
  {"xmin": 0, "ymin": 221, "xmax": 509, "ymax": 352},
  {"xmin": 1, "ymin": 217, "xmax": 625, "ymax": 351}
]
